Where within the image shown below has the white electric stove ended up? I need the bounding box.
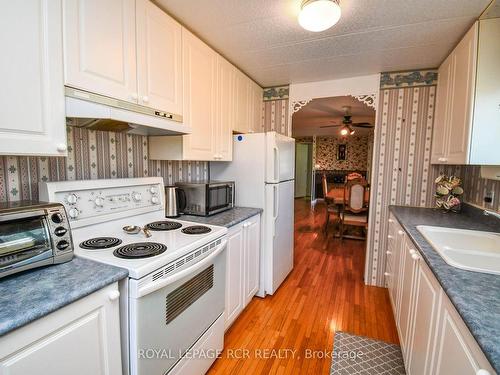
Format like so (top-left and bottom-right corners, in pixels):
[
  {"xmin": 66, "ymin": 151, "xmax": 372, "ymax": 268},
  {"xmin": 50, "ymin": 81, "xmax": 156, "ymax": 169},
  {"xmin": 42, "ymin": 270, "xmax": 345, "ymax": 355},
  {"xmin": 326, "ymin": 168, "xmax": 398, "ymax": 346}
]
[{"xmin": 40, "ymin": 177, "xmax": 228, "ymax": 375}]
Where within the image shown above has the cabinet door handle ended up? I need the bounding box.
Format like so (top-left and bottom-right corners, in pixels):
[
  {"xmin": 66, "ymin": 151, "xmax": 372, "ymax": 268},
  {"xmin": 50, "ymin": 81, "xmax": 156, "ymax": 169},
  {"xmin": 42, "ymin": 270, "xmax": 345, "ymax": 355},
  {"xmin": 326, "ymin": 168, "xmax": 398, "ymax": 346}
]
[
  {"xmin": 388, "ymin": 235, "xmax": 394, "ymax": 239},
  {"xmin": 56, "ymin": 144, "xmax": 67, "ymax": 152},
  {"xmin": 411, "ymin": 253, "xmax": 420, "ymax": 261},
  {"xmin": 384, "ymin": 272, "xmax": 391, "ymax": 277},
  {"xmin": 476, "ymin": 370, "xmax": 491, "ymax": 375},
  {"xmin": 398, "ymin": 230, "xmax": 404, "ymax": 236},
  {"xmin": 108, "ymin": 290, "xmax": 120, "ymax": 301},
  {"xmin": 389, "ymin": 219, "xmax": 394, "ymax": 223},
  {"xmin": 386, "ymin": 251, "xmax": 392, "ymax": 255},
  {"xmin": 438, "ymin": 157, "xmax": 448, "ymax": 162},
  {"xmin": 142, "ymin": 95, "xmax": 149, "ymax": 103}
]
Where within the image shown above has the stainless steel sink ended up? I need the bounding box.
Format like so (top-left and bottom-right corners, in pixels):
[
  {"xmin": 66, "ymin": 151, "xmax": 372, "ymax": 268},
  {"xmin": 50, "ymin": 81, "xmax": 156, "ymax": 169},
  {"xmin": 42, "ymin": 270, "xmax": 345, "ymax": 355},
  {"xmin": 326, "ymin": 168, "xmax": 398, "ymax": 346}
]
[{"xmin": 417, "ymin": 225, "xmax": 500, "ymax": 275}]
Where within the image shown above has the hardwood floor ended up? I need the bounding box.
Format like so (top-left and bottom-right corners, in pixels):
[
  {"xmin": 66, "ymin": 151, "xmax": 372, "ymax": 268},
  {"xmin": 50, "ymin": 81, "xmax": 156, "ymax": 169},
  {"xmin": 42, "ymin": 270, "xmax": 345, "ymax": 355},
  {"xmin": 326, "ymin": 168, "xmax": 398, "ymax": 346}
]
[{"xmin": 207, "ymin": 199, "xmax": 398, "ymax": 374}]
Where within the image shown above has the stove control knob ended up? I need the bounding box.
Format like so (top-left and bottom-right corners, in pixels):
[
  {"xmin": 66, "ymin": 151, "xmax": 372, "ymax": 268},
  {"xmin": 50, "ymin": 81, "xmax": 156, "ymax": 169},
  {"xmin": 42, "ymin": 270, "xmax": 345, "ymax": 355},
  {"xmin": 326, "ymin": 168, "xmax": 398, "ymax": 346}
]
[
  {"xmin": 68, "ymin": 207, "xmax": 79, "ymax": 219},
  {"xmin": 151, "ymin": 196, "xmax": 159, "ymax": 204},
  {"xmin": 94, "ymin": 196, "xmax": 104, "ymax": 207},
  {"xmin": 66, "ymin": 193, "xmax": 78, "ymax": 205},
  {"xmin": 149, "ymin": 186, "xmax": 158, "ymax": 195},
  {"xmin": 132, "ymin": 192, "xmax": 142, "ymax": 202}
]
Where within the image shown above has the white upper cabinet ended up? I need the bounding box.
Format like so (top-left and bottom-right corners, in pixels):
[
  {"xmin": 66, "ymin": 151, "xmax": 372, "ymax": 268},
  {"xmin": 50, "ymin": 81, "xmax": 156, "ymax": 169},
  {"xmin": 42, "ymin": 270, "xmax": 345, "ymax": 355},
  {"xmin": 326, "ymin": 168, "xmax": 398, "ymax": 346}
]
[
  {"xmin": 64, "ymin": 0, "xmax": 182, "ymax": 117},
  {"xmin": 432, "ymin": 19, "xmax": 500, "ymax": 165},
  {"xmin": 249, "ymin": 82, "xmax": 263, "ymax": 133},
  {"xmin": 233, "ymin": 70, "xmax": 262, "ymax": 134},
  {"xmin": 216, "ymin": 56, "xmax": 235, "ymax": 161},
  {"xmin": 432, "ymin": 54, "xmax": 453, "ymax": 164},
  {"xmin": 0, "ymin": 1, "xmax": 67, "ymax": 156},
  {"xmin": 234, "ymin": 70, "xmax": 250, "ymax": 133},
  {"xmin": 63, "ymin": 0, "xmax": 138, "ymax": 103},
  {"xmin": 136, "ymin": 0, "xmax": 182, "ymax": 114},
  {"xmin": 470, "ymin": 18, "xmax": 500, "ymax": 165},
  {"xmin": 180, "ymin": 28, "xmax": 217, "ymax": 160}
]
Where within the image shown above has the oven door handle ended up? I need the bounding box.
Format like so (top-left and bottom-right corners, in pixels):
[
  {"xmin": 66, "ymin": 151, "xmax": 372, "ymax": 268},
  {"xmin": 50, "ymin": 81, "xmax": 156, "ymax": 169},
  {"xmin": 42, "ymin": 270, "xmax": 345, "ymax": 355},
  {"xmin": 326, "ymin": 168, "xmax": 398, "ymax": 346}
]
[{"xmin": 137, "ymin": 239, "xmax": 227, "ymax": 298}]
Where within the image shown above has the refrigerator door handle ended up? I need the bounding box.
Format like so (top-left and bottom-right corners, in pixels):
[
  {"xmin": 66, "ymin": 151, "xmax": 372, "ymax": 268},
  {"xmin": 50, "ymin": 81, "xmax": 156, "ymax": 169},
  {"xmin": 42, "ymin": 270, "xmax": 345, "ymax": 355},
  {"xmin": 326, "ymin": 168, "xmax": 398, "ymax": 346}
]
[
  {"xmin": 273, "ymin": 185, "xmax": 279, "ymax": 237},
  {"xmin": 273, "ymin": 146, "xmax": 280, "ymax": 182}
]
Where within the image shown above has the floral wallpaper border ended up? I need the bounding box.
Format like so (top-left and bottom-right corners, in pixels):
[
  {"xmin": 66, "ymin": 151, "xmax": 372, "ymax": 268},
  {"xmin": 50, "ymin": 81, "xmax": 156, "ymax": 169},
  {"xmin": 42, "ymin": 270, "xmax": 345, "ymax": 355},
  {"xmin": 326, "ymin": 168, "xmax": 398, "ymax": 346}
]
[
  {"xmin": 263, "ymin": 85, "xmax": 289, "ymax": 101},
  {"xmin": 380, "ymin": 70, "xmax": 438, "ymax": 89}
]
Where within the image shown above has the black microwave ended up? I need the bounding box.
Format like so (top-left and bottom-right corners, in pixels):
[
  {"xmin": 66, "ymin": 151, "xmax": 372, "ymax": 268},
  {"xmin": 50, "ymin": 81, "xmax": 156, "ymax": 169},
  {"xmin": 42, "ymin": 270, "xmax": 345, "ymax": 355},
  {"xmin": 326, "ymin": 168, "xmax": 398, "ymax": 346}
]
[{"xmin": 174, "ymin": 181, "xmax": 234, "ymax": 216}]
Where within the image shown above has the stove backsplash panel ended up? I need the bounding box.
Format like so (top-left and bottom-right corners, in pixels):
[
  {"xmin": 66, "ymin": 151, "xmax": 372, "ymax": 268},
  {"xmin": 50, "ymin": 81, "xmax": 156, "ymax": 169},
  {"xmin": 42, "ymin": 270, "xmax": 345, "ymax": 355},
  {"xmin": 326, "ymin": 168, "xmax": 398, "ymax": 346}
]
[{"xmin": 0, "ymin": 126, "xmax": 208, "ymax": 202}]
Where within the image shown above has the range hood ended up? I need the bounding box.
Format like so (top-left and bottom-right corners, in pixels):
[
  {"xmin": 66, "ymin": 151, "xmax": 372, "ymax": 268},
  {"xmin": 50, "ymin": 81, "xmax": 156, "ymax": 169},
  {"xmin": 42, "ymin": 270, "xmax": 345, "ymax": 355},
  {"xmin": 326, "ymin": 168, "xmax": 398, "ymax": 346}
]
[{"xmin": 65, "ymin": 87, "xmax": 191, "ymax": 136}]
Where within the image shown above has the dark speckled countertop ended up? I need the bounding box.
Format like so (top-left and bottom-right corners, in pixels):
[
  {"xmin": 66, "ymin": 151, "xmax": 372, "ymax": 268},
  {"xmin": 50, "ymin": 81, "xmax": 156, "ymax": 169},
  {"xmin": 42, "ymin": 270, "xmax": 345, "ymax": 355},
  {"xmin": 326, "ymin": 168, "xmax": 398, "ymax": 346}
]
[
  {"xmin": 0, "ymin": 256, "xmax": 128, "ymax": 337},
  {"xmin": 390, "ymin": 204, "xmax": 500, "ymax": 372},
  {"xmin": 180, "ymin": 207, "xmax": 262, "ymax": 228}
]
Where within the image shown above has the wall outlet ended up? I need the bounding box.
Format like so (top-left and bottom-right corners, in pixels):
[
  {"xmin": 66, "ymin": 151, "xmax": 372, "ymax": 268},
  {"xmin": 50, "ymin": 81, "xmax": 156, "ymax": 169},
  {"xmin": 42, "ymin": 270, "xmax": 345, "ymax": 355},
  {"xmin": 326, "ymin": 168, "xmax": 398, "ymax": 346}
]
[{"xmin": 484, "ymin": 191, "xmax": 494, "ymax": 204}]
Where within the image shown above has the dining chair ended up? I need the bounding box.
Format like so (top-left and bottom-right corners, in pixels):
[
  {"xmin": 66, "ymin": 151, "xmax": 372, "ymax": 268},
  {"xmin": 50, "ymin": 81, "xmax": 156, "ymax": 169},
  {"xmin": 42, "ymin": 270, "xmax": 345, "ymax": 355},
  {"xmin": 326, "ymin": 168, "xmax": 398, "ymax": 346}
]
[
  {"xmin": 340, "ymin": 178, "xmax": 369, "ymax": 240},
  {"xmin": 322, "ymin": 174, "xmax": 340, "ymax": 234}
]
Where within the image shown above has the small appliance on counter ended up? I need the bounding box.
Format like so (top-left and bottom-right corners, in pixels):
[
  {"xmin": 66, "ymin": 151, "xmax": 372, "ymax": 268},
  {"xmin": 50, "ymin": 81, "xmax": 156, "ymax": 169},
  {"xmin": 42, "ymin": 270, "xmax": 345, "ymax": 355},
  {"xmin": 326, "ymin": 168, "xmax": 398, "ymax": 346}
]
[
  {"xmin": 164, "ymin": 185, "xmax": 187, "ymax": 218},
  {"xmin": 0, "ymin": 201, "xmax": 73, "ymax": 279},
  {"xmin": 175, "ymin": 180, "xmax": 235, "ymax": 216}
]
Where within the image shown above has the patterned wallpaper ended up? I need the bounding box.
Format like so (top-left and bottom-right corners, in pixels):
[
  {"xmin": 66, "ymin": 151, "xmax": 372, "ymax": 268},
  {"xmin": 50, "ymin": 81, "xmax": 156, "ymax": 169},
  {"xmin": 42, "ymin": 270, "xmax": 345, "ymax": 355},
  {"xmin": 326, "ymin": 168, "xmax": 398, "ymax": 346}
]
[
  {"xmin": 366, "ymin": 85, "xmax": 437, "ymax": 286},
  {"xmin": 262, "ymin": 98, "xmax": 290, "ymax": 136},
  {"xmin": 315, "ymin": 135, "xmax": 371, "ymax": 171},
  {"xmin": 0, "ymin": 126, "xmax": 208, "ymax": 202}
]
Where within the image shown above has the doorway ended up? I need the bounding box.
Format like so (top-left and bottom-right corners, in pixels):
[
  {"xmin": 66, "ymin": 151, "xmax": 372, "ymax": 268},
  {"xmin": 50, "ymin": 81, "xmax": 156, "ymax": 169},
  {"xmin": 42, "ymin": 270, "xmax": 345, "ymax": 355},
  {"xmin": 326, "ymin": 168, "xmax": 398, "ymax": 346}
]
[{"xmin": 294, "ymin": 142, "xmax": 312, "ymax": 198}]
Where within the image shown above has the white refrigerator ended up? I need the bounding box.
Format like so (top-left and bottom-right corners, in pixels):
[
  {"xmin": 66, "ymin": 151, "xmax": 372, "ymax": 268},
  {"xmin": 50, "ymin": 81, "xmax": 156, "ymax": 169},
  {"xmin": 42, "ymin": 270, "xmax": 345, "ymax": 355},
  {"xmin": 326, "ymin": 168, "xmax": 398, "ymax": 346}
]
[{"xmin": 211, "ymin": 132, "xmax": 295, "ymax": 296}]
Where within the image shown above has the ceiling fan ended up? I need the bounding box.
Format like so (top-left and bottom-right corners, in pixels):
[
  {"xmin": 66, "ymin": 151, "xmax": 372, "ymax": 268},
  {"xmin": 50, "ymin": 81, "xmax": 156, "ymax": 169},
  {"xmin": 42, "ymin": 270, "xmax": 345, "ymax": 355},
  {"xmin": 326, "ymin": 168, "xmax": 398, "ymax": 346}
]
[{"xmin": 319, "ymin": 106, "xmax": 374, "ymax": 135}]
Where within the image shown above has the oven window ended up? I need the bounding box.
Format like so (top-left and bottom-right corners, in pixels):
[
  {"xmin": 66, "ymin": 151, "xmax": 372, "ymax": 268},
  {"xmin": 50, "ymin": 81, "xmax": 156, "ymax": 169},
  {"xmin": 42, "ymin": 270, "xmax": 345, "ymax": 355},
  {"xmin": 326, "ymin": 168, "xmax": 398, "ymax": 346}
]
[
  {"xmin": 0, "ymin": 217, "xmax": 50, "ymax": 257},
  {"xmin": 208, "ymin": 186, "xmax": 231, "ymax": 211}
]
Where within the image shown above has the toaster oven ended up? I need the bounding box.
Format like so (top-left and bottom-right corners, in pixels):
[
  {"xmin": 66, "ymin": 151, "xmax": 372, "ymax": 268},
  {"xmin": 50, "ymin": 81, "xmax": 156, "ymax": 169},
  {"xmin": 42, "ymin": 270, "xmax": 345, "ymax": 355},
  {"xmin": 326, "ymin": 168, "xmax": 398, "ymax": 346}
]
[
  {"xmin": 175, "ymin": 181, "xmax": 234, "ymax": 216},
  {"xmin": 0, "ymin": 201, "xmax": 74, "ymax": 279}
]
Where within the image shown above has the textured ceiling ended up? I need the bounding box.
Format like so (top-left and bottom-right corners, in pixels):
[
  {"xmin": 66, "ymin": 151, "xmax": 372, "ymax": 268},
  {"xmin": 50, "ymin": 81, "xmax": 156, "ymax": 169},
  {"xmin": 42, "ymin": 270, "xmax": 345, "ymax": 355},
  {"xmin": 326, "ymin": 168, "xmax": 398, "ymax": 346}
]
[
  {"xmin": 155, "ymin": 0, "xmax": 490, "ymax": 86},
  {"xmin": 481, "ymin": 0, "xmax": 500, "ymax": 19},
  {"xmin": 292, "ymin": 96, "xmax": 375, "ymax": 137}
]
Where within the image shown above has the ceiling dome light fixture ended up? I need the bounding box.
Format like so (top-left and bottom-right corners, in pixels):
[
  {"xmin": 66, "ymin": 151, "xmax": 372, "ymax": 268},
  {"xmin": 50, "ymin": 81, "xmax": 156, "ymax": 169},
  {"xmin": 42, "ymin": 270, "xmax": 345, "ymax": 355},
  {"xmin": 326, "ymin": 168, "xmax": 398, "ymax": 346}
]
[{"xmin": 298, "ymin": 0, "xmax": 341, "ymax": 32}]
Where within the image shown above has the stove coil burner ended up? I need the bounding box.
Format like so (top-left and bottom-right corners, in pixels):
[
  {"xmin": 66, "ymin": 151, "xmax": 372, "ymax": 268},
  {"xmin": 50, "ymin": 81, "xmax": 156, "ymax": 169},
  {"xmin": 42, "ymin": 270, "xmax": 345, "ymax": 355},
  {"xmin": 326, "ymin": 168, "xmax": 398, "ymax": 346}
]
[
  {"xmin": 80, "ymin": 237, "xmax": 122, "ymax": 249},
  {"xmin": 181, "ymin": 226, "xmax": 212, "ymax": 235},
  {"xmin": 113, "ymin": 242, "xmax": 167, "ymax": 259},
  {"xmin": 145, "ymin": 221, "xmax": 182, "ymax": 231}
]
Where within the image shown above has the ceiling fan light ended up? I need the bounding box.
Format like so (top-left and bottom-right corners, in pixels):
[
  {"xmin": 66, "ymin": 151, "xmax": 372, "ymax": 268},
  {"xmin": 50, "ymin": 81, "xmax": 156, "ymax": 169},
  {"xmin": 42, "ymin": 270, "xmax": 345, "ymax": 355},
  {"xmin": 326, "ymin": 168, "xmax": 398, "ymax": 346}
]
[
  {"xmin": 340, "ymin": 127, "xmax": 348, "ymax": 136},
  {"xmin": 348, "ymin": 125, "xmax": 355, "ymax": 135},
  {"xmin": 298, "ymin": 0, "xmax": 341, "ymax": 32}
]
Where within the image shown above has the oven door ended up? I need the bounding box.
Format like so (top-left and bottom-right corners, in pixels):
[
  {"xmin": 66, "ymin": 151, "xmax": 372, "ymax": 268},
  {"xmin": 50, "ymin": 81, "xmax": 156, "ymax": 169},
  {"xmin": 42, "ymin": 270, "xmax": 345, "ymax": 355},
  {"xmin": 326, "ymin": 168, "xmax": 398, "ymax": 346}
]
[
  {"xmin": 207, "ymin": 183, "xmax": 234, "ymax": 215},
  {"xmin": 0, "ymin": 211, "xmax": 53, "ymax": 276},
  {"xmin": 129, "ymin": 241, "xmax": 226, "ymax": 375}
]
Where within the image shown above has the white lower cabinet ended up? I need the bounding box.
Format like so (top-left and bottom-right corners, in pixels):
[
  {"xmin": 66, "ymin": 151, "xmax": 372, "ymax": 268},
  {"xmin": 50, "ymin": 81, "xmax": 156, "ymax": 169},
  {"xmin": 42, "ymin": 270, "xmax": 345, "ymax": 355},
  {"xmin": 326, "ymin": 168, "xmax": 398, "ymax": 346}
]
[
  {"xmin": 397, "ymin": 236, "xmax": 418, "ymax": 362},
  {"xmin": 387, "ymin": 217, "xmax": 496, "ymax": 375},
  {"xmin": 406, "ymin": 258, "xmax": 440, "ymax": 375},
  {"xmin": 244, "ymin": 215, "xmax": 261, "ymax": 305},
  {"xmin": 432, "ymin": 293, "xmax": 495, "ymax": 375},
  {"xmin": 225, "ymin": 214, "xmax": 261, "ymax": 330},
  {"xmin": 0, "ymin": 283, "xmax": 122, "ymax": 375},
  {"xmin": 225, "ymin": 223, "xmax": 245, "ymax": 327}
]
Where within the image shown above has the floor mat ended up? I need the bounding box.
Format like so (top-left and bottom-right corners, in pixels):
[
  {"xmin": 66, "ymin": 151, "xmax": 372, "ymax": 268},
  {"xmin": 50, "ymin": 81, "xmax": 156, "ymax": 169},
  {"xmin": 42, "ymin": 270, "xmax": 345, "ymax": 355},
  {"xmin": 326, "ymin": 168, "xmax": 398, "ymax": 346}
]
[{"xmin": 331, "ymin": 332, "xmax": 406, "ymax": 375}]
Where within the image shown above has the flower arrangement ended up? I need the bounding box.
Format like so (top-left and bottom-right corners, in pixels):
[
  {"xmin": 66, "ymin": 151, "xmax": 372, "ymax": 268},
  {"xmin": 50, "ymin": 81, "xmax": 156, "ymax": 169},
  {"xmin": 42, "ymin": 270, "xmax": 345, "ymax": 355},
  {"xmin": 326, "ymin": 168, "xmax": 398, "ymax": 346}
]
[{"xmin": 434, "ymin": 175, "xmax": 464, "ymax": 212}]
